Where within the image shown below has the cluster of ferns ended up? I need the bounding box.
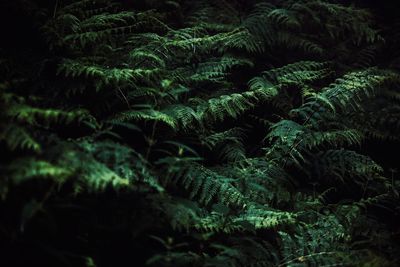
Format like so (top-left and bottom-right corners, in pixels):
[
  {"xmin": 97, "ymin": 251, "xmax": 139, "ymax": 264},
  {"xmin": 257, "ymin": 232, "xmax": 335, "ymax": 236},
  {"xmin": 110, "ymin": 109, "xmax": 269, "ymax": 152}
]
[{"xmin": 1, "ymin": 0, "xmax": 400, "ymax": 266}]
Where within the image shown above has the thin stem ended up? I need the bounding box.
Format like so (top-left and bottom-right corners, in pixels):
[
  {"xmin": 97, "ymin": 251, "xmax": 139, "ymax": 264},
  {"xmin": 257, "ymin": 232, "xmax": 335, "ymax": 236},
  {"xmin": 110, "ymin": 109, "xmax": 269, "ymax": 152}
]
[
  {"xmin": 145, "ymin": 120, "xmax": 158, "ymax": 160},
  {"xmin": 53, "ymin": 0, "xmax": 59, "ymax": 18},
  {"xmin": 278, "ymin": 251, "xmax": 337, "ymax": 267},
  {"xmin": 118, "ymin": 87, "xmax": 130, "ymax": 108}
]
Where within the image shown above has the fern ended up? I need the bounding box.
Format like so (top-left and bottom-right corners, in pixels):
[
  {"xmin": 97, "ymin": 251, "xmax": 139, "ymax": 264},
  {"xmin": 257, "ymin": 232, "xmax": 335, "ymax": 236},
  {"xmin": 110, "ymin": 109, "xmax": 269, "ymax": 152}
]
[
  {"xmin": 0, "ymin": 125, "xmax": 41, "ymax": 153},
  {"xmin": 215, "ymin": 158, "xmax": 293, "ymax": 206},
  {"xmin": 312, "ymin": 149, "xmax": 385, "ymax": 188},
  {"xmin": 7, "ymin": 158, "xmax": 71, "ymax": 185},
  {"xmin": 110, "ymin": 107, "xmax": 177, "ymax": 130},
  {"xmin": 249, "ymin": 61, "xmax": 332, "ymax": 90},
  {"xmin": 58, "ymin": 59, "xmax": 161, "ymax": 91},
  {"xmin": 291, "ymin": 69, "xmax": 400, "ymax": 127},
  {"xmin": 1, "ymin": 0, "xmax": 400, "ymax": 266},
  {"xmin": 79, "ymin": 140, "xmax": 163, "ymax": 192},
  {"xmin": 202, "ymin": 127, "xmax": 246, "ymax": 162},
  {"xmin": 233, "ymin": 207, "xmax": 295, "ymax": 230},
  {"xmin": 168, "ymin": 162, "xmax": 247, "ymax": 207},
  {"xmin": 186, "ymin": 56, "xmax": 253, "ymax": 83},
  {"xmin": 198, "ymin": 86, "xmax": 279, "ymax": 123}
]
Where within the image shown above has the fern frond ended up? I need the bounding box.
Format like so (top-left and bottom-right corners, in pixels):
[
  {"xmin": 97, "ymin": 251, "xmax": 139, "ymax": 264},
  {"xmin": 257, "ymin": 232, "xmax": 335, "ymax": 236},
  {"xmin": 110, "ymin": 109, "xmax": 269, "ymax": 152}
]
[
  {"xmin": 56, "ymin": 147, "xmax": 130, "ymax": 194},
  {"xmin": 291, "ymin": 69, "xmax": 398, "ymax": 126},
  {"xmin": 353, "ymin": 44, "xmax": 380, "ymax": 68},
  {"xmin": 110, "ymin": 108, "xmax": 177, "ymax": 130},
  {"xmin": 268, "ymin": 8, "xmax": 300, "ymax": 30},
  {"xmin": 224, "ymin": 28, "xmax": 265, "ymax": 54},
  {"xmin": 198, "ymin": 86, "xmax": 279, "ymax": 123},
  {"xmin": 163, "ymin": 198, "xmax": 201, "ymax": 232},
  {"xmin": 60, "ymin": 0, "xmax": 117, "ymax": 18},
  {"xmin": 203, "ymin": 127, "xmax": 244, "ymax": 148},
  {"xmin": 265, "ymin": 120, "xmax": 307, "ymax": 168},
  {"xmin": 295, "ymin": 0, "xmax": 381, "ymax": 45},
  {"xmin": 79, "ymin": 140, "xmax": 163, "ymax": 192},
  {"xmin": 193, "ymin": 206, "xmax": 295, "ymax": 233},
  {"xmin": 203, "ymin": 127, "xmax": 247, "ymax": 163},
  {"xmin": 307, "ymin": 129, "xmax": 364, "ymax": 149},
  {"xmin": 0, "ymin": 124, "xmax": 41, "ymax": 152},
  {"xmin": 194, "ymin": 212, "xmax": 240, "ymax": 233},
  {"xmin": 188, "ymin": 56, "xmax": 253, "ymax": 82},
  {"xmin": 58, "ymin": 59, "xmax": 161, "ymax": 91},
  {"xmin": 7, "ymin": 158, "xmax": 71, "ymax": 185},
  {"xmin": 234, "ymin": 207, "xmax": 295, "ymax": 230},
  {"xmin": 265, "ymin": 120, "xmax": 364, "ymax": 169},
  {"xmin": 215, "ymin": 158, "xmax": 293, "ymax": 206},
  {"xmin": 171, "ymin": 163, "xmax": 247, "ymax": 207},
  {"xmin": 129, "ymin": 48, "xmax": 166, "ymax": 69},
  {"xmin": 60, "ymin": 11, "xmax": 170, "ymax": 48},
  {"xmin": 8, "ymin": 104, "xmax": 88, "ymax": 127},
  {"xmin": 312, "ymin": 149, "xmax": 384, "ymax": 186},
  {"xmin": 250, "ymin": 61, "xmax": 332, "ymax": 89}
]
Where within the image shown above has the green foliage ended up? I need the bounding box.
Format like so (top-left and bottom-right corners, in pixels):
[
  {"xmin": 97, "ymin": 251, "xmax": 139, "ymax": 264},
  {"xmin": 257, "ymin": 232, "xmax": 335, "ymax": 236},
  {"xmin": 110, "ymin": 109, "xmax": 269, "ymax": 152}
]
[{"xmin": 1, "ymin": 0, "xmax": 400, "ymax": 266}]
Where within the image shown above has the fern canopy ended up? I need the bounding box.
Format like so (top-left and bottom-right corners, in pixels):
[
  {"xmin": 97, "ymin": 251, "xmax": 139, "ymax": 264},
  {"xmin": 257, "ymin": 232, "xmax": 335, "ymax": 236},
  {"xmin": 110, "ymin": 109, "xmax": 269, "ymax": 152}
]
[{"xmin": 1, "ymin": 0, "xmax": 400, "ymax": 266}]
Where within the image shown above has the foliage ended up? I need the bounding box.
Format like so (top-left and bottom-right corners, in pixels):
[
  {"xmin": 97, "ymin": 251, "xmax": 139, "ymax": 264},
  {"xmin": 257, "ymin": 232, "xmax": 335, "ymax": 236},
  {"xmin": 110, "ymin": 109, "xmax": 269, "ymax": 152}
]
[{"xmin": 1, "ymin": 0, "xmax": 400, "ymax": 266}]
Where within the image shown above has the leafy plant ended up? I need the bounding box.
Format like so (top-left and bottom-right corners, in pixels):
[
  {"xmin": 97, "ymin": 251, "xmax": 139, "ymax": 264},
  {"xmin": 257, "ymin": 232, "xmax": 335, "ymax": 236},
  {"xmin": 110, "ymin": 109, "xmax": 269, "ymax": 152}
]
[{"xmin": 1, "ymin": 0, "xmax": 399, "ymax": 266}]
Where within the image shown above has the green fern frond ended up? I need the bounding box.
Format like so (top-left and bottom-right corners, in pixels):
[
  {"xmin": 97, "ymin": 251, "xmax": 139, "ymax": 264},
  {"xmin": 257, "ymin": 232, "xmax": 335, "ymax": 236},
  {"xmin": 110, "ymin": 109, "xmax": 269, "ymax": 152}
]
[
  {"xmin": 7, "ymin": 158, "xmax": 71, "ymax": 185},
  {"xmin": 129, "ymin": 48, "xmax": 166, "ymax": 69},
  {"xmin": 242, "ymin": 4, "xmax": 324, "ymax": 55},
  {"xmin": 188, "ymin": 56, "xmax": 253, "ymax": 82},
  {"xmin": 203, "ymin": 127, "xmax": 244, "ymax": 148},
  {"xmin": 110, "ymin": 108, "xmax": 177, "ymax": 130},
  {"xmin": 202, "ymin": 128, "xmax": 247, "ymax": 163},
  {"xmin": 193, "ymin": 207, "xmax": 295, "ymax": 233},
  {"xmin": 59, "ymin": 11, "xmax": 170, "ymax": 48},
  {"xmin": 0, "ymin": 124, "xmax": 41, "ymax": 153},
  {"xmin": 243, "ymin": 2, "xmax": 274, "ymax": 37},
  {"xmin": 308, "ymin": 129, "xmax": 363, "ymax": 149},
  {"xmin": 282, "ymin": 33, "xmax": 323, "ymax": 55},
  {"xmin": 313, "ymin": 149, "xmax": 384, "ymax": 186},
  {"xmin": 268, "ymin": 8, "xmax": 300, "ymax": 30},
  {"xmin": 163, "ymin": 199, "xmax": 201, "ymax": 232},
  {"xmin": 353, "ymin": 44, "xmax": 380, "ymax": 68},
  {"xmin": 234, "ymin": 207, "xmax": 296, "ymax": 230},
  {"xmin": 199, "ymin": 86, "xmax": 279, "ymax": 123},
  {"xmin": 172, "ymin": 163, "xmax": 247, "ymax": 207},
  {"xmin": 296, "ymin": 0, "xmax": 381, "ymax": 45},
  {"xmin": 224, "ymin": 28, "xmax": 265, "ymax": 54},
  {"xmin": 264, "ymin": 120, "xmax": 307, "ymax": 168},
  {"xmin": 194, "ymin": 212, "xmax": 240, "ymax": 233},
  {"xmin": 79, "ymin": 140, "xmax": 163, "ymax": 192},
  {"xmin": 60, "ymin": 0, "xmax": 117, "ymax": 18},
  {"xmin": 58, "ymin": 59, "xmax": 161, "ymax": 91},
  {"xmin": 77, "ymin": 158, "xmax": 130, "ymax": 193},
  {"xmin": 162, "ymin": 104, "xmax": 201, "ymax": 131},
  {"xmin": 250, "ymin": 61, "xmax": 331, "ymax": 89},
  {"xmin": 291, "ymin": 69, "xmax": 398, "ymax": 126},
  {"xmin": 215, "ymin": 158, "xmax": 293, "ymax": 206},
  {"xmin": 56, "ymin": 148, "xmax": 130, "ymax": 194},
  {"xmin": 8, "ymin": 105, "xmax": 88, "ymax": 127},
  {"xmin": 266, "ymin": 120, "xmax": 304, "ymax": 148},
  {"xmin": 265, "ymin": 120, "xmax": 365, "ymax": 170},
  {"xmin": 78, "ymin": 11, "xmax": 137, "ymax": 32}
]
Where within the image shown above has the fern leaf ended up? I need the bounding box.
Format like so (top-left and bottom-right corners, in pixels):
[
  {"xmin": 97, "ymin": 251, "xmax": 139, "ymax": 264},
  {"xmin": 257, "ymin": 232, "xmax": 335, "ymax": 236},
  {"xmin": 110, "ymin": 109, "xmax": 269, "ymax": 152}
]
[
  {"xmin": 0, "ymin": 125, "xmax": 41, "ymax": 153},
  {"xmin": 174, "ymin": 163, "xmax": 246, "ymax": 207},
  {"xmin": 110, "ymin": 108, "xmax": 177, "ymax": 130},
  {"xmin": 7, "ymin": 158, "xmax": 71, "ymax": 185}
]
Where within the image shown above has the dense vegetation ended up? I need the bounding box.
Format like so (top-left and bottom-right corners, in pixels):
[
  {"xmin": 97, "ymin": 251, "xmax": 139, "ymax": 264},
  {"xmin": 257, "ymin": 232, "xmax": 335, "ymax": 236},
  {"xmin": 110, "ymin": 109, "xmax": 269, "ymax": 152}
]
[{"xmin": 1, "ymin": 0, "xmax": 400, "ymax": 266}]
